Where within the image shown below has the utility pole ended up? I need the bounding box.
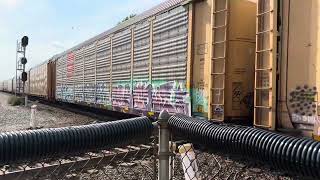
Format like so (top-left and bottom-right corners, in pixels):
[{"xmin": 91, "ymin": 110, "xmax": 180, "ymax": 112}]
[{"xmin": 16, "ymin": 36, "xmax": 29, "ymax": 106}]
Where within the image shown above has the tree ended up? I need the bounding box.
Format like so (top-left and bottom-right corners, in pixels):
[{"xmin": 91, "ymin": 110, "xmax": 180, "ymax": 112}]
[{"xmin": 118, "ymin": 14, "xmax": 136, "ymax": 24}]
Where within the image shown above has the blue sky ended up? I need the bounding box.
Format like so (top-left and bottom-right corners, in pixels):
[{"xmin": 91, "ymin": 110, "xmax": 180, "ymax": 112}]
[{"xmin": 0, "ymin": 0, "xmax": 165, "ymax": 80}]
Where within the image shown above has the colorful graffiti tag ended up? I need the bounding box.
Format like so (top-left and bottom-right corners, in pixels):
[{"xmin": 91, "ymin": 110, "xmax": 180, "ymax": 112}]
[
  {"xmin": 133, "ymin": 81, "xmax": 151, "ymax": 110},
  {"xmin": 112, "ymin": 81, "xmax": 132, "ymax": 108},
  {"xmin": 151, "ymin": 80, "xmax": 189, "ymax": 115}
]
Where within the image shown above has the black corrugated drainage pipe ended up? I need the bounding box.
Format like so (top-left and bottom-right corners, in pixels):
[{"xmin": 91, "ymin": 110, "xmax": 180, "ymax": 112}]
[
  {"xmin": 0, "ymin": 117, "xmax": 153, "ymax": 165},
  {"xmin": 168, "ymin": 114, "xmax": 320, "ymax": 179}
]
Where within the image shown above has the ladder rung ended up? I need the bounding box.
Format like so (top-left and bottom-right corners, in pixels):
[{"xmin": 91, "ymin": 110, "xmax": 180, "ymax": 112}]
[
  {"xmin": 257, "ymin": 10, "xmax": 274, "ymax": 17},
  {"xmin": 256, "ymin": 49, "xmax": 272, "ymax": 53},
  {"xmin": 211, "ymin": 103, "xmax": 224, "ymax": 106},
  {"xmin": 211, "ymin": 73, "xmax": 225, "ymax": 75},
  {"xmin": 212, "ymin": 56, "xmax": 226, "ymax": 60},
  {"xmin": 255, "ymin": 87, "xmax": 272, "ymax": 90},
  {"xmin": 255, "ymin": 106, "xmax": 271, "ymax": 109},
  {"xmin": 213, "ymin": 9, "xmax": 228, "ymax": 14},
  {"xmin": 212, "ymin": 25, "xmax": 227, "ymax": 29},
  {"xmin": 255, "ymin": 68, "xmax": 272, "ymax": 71},
  {"xmin": 256, "ymin": 29, "xmax": 273, "ymax": 35},
  {"xmin": 213, "ymin": 40, "xmax": 227, "ymax": 45},
  {"xmin": 211, "ymin": 88, "xmax": 225, "ymax": 90}
]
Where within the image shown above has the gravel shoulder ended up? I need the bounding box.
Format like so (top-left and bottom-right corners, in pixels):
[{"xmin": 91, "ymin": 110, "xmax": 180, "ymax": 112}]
[{"xmin": 0, "ymin": 92, "xmax": 96, "ymax": 132}]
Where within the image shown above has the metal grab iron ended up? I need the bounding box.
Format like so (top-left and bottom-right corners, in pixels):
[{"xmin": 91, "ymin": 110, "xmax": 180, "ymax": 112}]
[
  {"xmin": 168, "ymin": 114, "xmax": 320, "ymax": 179},
  {"xmin": 0, "ymin": 117, "xmax": 153, "ymax": 165}
]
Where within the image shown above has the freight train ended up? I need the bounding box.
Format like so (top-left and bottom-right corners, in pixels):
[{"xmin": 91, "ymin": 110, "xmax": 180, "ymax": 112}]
[{"xmin": 1, "ymin": 0, "xmax": 320, "ymax": 138}]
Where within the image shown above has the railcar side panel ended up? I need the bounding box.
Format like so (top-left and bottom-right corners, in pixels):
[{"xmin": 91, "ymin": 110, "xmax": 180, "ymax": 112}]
[
  {"xmin": 96, "ymin": 37, "xmax": 111, "ymax": 106},
  {"xmin": 133, "ymin": 20, "xmax": 151, "ymax": 111},
  {"xmin": 74, "ymin": 48, "xmax": 85, "ymax": 103},
  {"xmin": 83, "ymin": 43, "xmax": 96, "ymax": 104},
  {"xmin": 111, "ymin": 29, "xmax": 132, "ymax": 109},
  {"xmin": 151, "ymin": 6, "xmax": 190, "ymax": 114},
  {"xmin": 29, "ymin": 63, "xmax": 48, "ymax": 97}
]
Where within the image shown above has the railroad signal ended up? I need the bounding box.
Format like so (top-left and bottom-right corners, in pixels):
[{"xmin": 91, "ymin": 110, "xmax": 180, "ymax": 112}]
[
  {"xmin": 21, "ymin": 36, "xmax": 29, "ymax": 47},
  {"xmin": 22, "ymin": 72, "xmax": 27, "ymax": 82},
  {"xmin": 20, "ymin": 57, "xmax": 27, "ymax": 65}
]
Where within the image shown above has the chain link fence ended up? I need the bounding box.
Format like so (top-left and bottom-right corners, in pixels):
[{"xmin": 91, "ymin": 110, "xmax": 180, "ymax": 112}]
[
  {"xmin": 168, "ymin": 142, "xmax": 294, "ymax": 180},
  {"xmin": 0, "ymin": 137, "xmax": 158, "ymax": 180},
  {"xmin": 0, "ymin": 112, "xmax": 309, "ymax": 180}
]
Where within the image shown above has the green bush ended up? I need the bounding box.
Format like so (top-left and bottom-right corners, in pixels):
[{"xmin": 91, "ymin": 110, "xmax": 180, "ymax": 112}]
[{"xmin": 8, "ymin": 96, "xmax": 24, "ymax": 106}]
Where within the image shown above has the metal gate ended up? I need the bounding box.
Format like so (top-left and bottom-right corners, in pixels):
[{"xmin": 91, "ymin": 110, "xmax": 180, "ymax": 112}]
[
  {"xmin": 209, "ymin": 0, "xmax": 229, "ymax": 121},
  {"xmin": 254, "ymin": 0, "xmax": 277, "ymax": 129}
]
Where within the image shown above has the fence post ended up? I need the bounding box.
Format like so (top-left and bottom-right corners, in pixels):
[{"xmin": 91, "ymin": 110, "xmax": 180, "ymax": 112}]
[{"xmin": 158, "ymin": 110, "xmax": 170, "ymax": 180}]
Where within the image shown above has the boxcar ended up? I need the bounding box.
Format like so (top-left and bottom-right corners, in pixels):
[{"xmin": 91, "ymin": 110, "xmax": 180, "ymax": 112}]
[
  {"xmin": 29, "ymin": 60, "xmax": 56, "ymax": 101},
  {"xmin": 54, "ymin": 0, "xmax": 257, "ymax": 120},
  {"xmin": 255, "ymin": 0, "xmax": 320, "ymax": 136}
]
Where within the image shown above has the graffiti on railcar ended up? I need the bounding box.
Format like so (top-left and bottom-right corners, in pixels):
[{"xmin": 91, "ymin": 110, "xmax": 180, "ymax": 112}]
[
  {"xmin": 96, "ymin": 82, "xmax": 110, "ymax": 105},
  {"xmin": 151, "ymin": 80, "xmax": 189, "ymax": 115},
  {"xmin": 74, "ymin": 84, "xmax": 84, "ymax": 102},
  {"xmin": 133, "ymin": 81, "xmax": 151, "ymax": 110},
  {"xmin": 62, "ymin": 85, "xmax": 74, "ymax": 102},
  {"xmin": 112, "ymin": 81, "xmax": 132, "ymax": 108},
  {"xmin": 84, "ymin": 83, "xmax": 96, "ymax": 104},
  {"xmin": 192, "ymin": 88, "xmax": 208, "ymax": 114},
  {"xmin": 289, "ymin": 85, "xmax": 318, "ymax": 131},
  {"xmin": 56, "ymin": 85, "xmax": 63, "ymax": 100}
]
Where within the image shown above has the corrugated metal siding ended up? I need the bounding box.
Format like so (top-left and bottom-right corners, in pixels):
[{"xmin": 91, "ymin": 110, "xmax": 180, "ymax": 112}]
[
  {"xmin": 74, "ymin": 48, "xmax": 84, "ymax": 102},
  {"xmin": 84, "ymin": 43, "xmax": 96, "ymax": 104},
  {"xmin": 133, "ymin": 21, "xmax": 151, "ymax": 110},
  {"xmin": 151, "ymin": 6, "xmax": 189, "ymax": 114},
  {"xmin": 56, "ymin": 56, "xmax": 65, "ymax": 100},
  {"xmin": 112, "ymin": 29, "xmax": 132, "ymax": 107},
  {"xmin": 65, "ymin": 53, "xmax": 75, "ymax": 102},
  {"xmin": 96, "ymin": 37, "xmax": 111, "ymax": 105},
  {"xmin": 56, "ymin": 53, "xmax": 75, "ymax": 102},
  {"xmin": 29, "ymin": 63, "xmax": 48, "ymax": 97}
]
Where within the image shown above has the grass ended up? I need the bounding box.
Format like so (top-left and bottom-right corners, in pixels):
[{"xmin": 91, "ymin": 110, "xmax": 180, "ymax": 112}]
[{"xmin": 8, "ymin": 96, "xmax": 24, "ymax": 106}]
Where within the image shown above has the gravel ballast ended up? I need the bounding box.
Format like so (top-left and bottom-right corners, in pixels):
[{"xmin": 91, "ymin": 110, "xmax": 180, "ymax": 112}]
[{"xmin": 0, "ymin": 92, "xmax": 96, "ymax": 132}]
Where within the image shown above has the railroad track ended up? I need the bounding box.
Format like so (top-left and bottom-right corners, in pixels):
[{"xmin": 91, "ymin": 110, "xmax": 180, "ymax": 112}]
[{"xmin": 25, "ymin": 94, "xmax": 138, "ymax": 122}]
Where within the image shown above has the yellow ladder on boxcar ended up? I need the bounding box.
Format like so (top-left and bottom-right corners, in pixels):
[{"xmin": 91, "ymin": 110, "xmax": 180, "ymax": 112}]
[
  {"xmin": 254, "ymin": 0, "xmax": 277, "ymax": 130},
  {"xmin": 209, "ymin": 0, "xmax": 229, "ymax": 121}
]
